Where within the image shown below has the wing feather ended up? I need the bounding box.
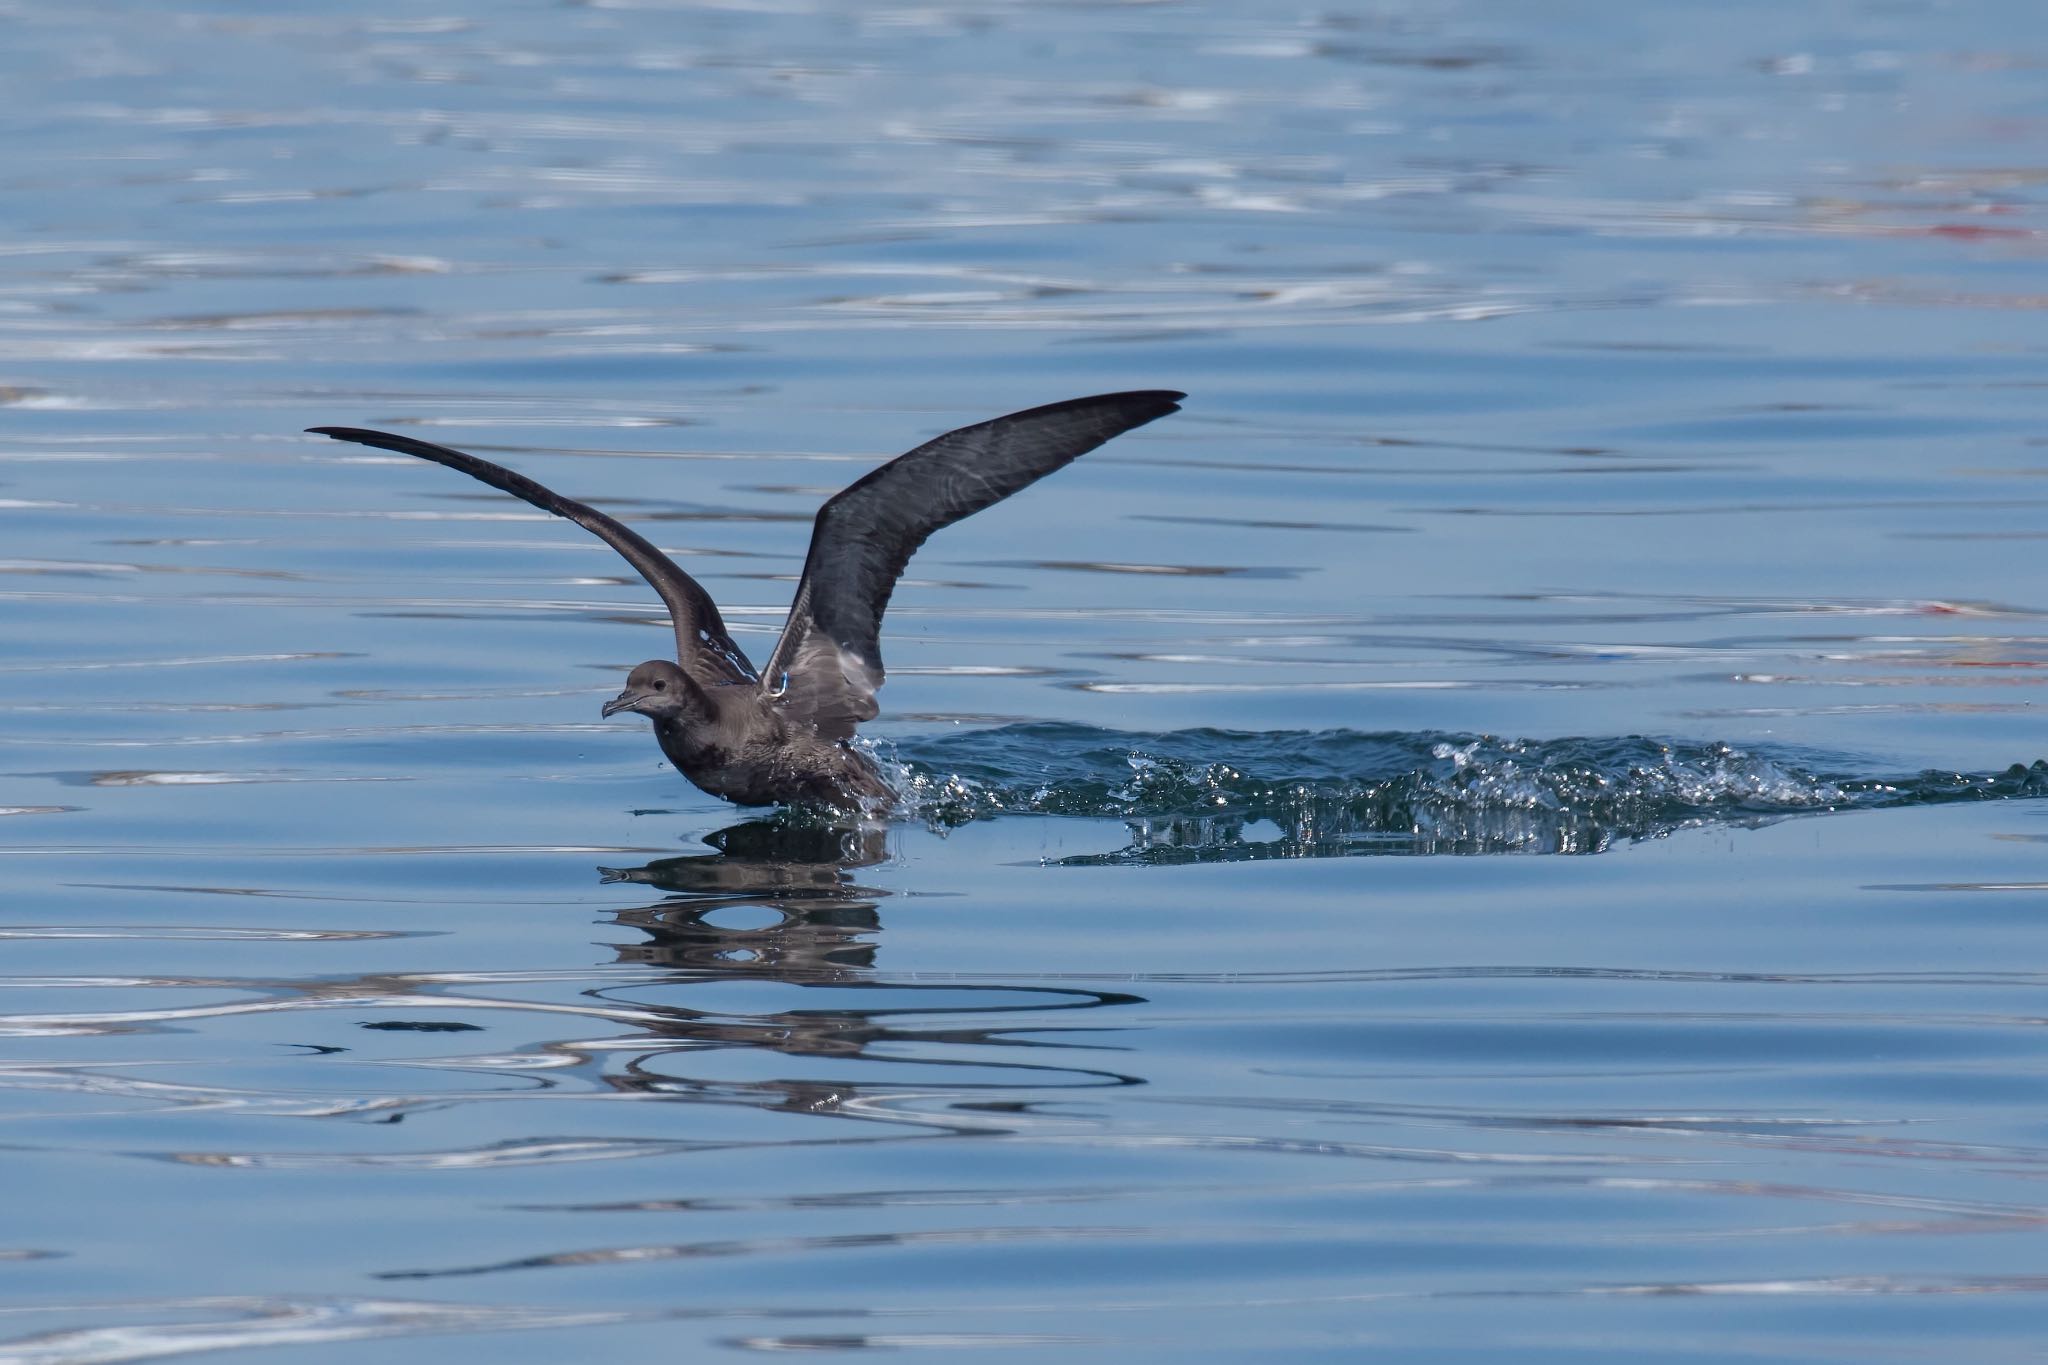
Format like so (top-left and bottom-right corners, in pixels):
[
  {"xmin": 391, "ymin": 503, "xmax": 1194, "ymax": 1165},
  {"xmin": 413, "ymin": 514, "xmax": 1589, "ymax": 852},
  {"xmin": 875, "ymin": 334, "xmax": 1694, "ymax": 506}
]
[
  {"xmin": 760, "ymin": 391, "xmax": 1183, "ymax": 738},
  {"xmin": 306, "ymin": 426, "xmax": 756, "ymax": 686}
]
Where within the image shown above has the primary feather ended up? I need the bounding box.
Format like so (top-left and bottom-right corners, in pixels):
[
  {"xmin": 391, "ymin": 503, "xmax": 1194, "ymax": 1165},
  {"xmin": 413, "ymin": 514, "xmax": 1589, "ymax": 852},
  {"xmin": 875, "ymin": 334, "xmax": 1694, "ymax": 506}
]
[{"xmin": 760, "ymin": 390, "xmax": 1184, "ymax": 738}]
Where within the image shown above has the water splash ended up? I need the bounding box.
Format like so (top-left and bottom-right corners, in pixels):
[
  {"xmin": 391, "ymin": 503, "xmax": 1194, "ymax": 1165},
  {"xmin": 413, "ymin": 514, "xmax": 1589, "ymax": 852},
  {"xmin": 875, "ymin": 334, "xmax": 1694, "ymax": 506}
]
[{"xmin": 865, "ymin": 725, "xmax": 2048, "ymax": 861}]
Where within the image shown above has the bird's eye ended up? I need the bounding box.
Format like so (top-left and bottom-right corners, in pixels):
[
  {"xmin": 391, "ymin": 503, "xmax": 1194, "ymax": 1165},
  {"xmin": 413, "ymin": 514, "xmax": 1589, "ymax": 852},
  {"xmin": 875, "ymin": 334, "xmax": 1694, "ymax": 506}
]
[{"xmin": 652, "ymin": 679, "xmax": 666, "ymax": 691}]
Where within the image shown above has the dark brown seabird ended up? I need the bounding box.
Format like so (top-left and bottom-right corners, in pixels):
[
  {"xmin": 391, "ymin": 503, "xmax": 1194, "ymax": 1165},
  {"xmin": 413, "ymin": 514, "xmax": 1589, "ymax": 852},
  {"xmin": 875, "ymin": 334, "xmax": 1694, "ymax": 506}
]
[{"xmin": 308, "ymin": 391, "xmax": 1183, "ymax": 810}]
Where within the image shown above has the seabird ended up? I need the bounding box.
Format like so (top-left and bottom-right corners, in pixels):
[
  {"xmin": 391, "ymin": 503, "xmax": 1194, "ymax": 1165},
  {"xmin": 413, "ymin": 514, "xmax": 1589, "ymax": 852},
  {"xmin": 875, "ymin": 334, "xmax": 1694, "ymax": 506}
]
[{"xmin": 308, "ymin": 390, "xmax": 1184, "ymax": 809}]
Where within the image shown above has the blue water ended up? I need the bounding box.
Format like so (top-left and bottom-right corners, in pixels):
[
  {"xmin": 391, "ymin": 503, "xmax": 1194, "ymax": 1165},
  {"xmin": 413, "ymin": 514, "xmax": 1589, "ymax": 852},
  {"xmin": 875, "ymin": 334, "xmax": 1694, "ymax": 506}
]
[{"xmin": 3, "ymin": 0, "xmax": 2047, "ymax": 1360}]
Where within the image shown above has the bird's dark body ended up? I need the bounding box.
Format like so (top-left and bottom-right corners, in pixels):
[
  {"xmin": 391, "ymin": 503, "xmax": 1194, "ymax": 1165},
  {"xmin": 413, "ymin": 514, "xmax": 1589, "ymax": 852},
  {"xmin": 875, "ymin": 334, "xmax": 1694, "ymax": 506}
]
[
  {"xmin": 309, "ymin": 391, "xmax": 1183, "ymax": 809},
  {"xmin": 648, "ymin": 700, "xmax": 893, "ymax": 808}
]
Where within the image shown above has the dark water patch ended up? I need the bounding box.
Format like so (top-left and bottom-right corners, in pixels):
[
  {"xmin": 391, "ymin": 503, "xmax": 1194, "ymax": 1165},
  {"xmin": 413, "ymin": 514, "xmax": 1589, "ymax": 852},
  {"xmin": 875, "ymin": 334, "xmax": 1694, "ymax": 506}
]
[
  {"xmin": 0, "ymin": 924, "xmax": 417, "ymax": 940},
  {"xmin": 1427, "ymin": 498, "xmax": 2048, "ymax": 519},
  {"xmin": 866, "ymin": 725, "xmax": 2048, "ymax": 860},
  {"xmin": 1865, "ymin": 882, "xmax": 2048, "ymax": 894},
  {"xmin": 376, "ymin": 1222, "xmax": 1147, "ymax": 1282},
  {"xmin": 1131, "ymin": 513, "xmax": 1413, "ymax": 533},
  {"xmin": 974, "ymin": 559, "xmax": 1304, "ymax": 579},
  {"xmin": 360, "ymin": 1020, "xmax": 483, "ymax": 1033},
  {"xmin": 41, "ymin": 769, "xmax": 409, "ymax": 788}
]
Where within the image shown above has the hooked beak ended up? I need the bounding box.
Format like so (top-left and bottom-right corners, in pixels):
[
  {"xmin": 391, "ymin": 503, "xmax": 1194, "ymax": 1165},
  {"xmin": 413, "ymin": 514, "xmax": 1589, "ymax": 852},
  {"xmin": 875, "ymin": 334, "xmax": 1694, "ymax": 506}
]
[{"xmin": 601, "ymin": 690, "xmax": 647, "ymax": 719}]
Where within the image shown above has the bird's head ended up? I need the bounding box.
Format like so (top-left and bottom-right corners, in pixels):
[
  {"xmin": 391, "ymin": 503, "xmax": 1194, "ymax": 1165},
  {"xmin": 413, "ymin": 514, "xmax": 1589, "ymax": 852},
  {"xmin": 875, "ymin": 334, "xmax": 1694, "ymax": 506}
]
[{"xmin": 602, "ymin": 659, "xmax": 696, "ymax": 723}]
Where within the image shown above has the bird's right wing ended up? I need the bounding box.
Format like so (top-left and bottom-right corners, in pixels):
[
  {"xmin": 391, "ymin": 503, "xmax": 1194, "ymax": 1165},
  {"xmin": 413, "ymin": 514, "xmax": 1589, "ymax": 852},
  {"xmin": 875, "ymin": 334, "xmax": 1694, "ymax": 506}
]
[
  {"xmin": 306, "ymin": 426, "xmax": 757, "ymax": 686},
  {"xmin": 758, "ymin": 391, "xmax": 1184, "ymax": 739}
]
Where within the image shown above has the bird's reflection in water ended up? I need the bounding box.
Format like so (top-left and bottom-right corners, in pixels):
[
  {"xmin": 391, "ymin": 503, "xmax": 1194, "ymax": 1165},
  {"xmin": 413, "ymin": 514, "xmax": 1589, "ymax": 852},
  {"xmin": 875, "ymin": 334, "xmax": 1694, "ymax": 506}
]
[
  {"xmin": 599, "ymin": 818, "xmax": 893, "ymax": 976},
  {"xmin": 111, "ymin": 819, "xmax": 1144, "ymax": 1190},
  {"xmin": 587, "ymin": 817, "xmax": 1144, "ymax": 1127}
]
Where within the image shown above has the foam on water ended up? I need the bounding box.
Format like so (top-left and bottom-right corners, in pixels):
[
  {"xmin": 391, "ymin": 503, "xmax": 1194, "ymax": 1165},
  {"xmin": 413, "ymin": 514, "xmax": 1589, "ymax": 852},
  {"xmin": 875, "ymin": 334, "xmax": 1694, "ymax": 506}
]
[{"xmin": 869, "ymin": 725, "xmax": 2048, "ymax": 859}]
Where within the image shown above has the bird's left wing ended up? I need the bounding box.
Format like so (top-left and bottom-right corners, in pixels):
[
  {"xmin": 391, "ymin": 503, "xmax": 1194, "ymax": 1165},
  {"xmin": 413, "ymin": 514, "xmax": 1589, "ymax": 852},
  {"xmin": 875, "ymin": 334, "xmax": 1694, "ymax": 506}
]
[{"xmin": 306, "ymin": 426, "xmax": 757, "ymax": 686}]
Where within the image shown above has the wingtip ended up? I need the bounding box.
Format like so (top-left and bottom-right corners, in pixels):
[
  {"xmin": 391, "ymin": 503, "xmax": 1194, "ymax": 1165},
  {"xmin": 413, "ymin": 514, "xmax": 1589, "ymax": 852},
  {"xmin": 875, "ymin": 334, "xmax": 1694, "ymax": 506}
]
[
  {"xmin": 306, "ymin": 425, "xmax": 385, "ymax": 449},
  {"xmin": 1074, "ymin": 388, "xmax": 1186, "ymax": 417},
  {"xmin": 1126, "ymin": 389, "xmax": 1186, "ymax": 421},
  {"xmin": 1128, "ymin": 389, "xmax": 1186, "ymax": 416}
]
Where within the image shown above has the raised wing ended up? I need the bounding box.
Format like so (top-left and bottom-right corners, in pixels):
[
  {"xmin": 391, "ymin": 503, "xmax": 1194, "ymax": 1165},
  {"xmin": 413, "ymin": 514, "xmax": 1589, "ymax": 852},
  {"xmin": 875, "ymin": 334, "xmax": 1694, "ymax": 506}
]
[
  {"xmin": 305, "ymin": 426, "xmax": 757, "ymax": 686},
  {"xmin": 759, "ymin": 390, "xmax": 1184, "ymax": 738}
]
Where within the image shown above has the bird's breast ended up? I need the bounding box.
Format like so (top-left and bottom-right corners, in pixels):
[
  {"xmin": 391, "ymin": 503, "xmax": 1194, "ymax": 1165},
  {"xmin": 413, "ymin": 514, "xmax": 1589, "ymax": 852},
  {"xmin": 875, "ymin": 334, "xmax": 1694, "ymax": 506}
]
[{"xmin": 657, "ymin": 718, "xmax": 888, "ymax": 808}]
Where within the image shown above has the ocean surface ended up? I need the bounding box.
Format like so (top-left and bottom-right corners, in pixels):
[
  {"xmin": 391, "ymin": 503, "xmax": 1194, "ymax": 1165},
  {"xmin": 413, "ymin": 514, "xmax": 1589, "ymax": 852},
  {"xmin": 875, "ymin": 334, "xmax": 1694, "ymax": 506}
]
[{"xmin": 2, "ymin": 1, "xmax": 2046, "ymax": 1360}]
